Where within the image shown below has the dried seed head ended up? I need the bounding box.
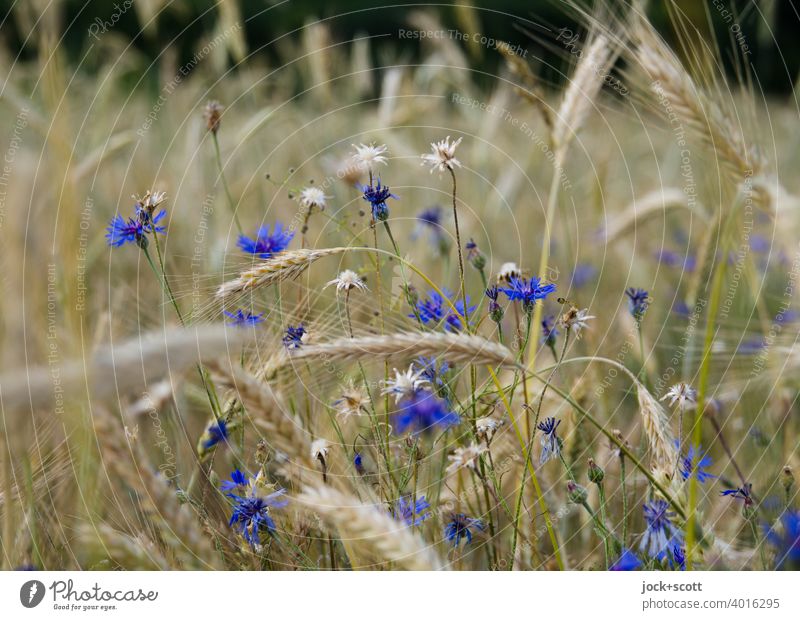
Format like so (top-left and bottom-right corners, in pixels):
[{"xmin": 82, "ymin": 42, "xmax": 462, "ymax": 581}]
[{"xmin": 204, "ymin": 100, "xmax": 224, "ymax": 134}]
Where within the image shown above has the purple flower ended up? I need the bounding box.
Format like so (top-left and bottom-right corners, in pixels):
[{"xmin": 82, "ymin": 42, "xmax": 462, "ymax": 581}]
[
  {"xmin": 202, "ymin": 420, "xmax": 229, "ymax": 449},
  {"xmin": 360, "ymin": 178, "xmax": 397, "ymax": 221},
  {"xmin": 396, "ymin": 495, "xmax": 431, "ymax": 526},
  {"xmin": 625, "ymin": 287, "xmax": 650, "ymax": 320},
  {"xmin": 106, "ymin": 207, "xmax": 167, "ymax": 247},
  {"xmin": 444, "ymin": 513, "xmax": 484, "ymax": 546},
  {"xmin": 640, "ymin": 499, "xmax": 683, "ymax": 558},
  {"xmin": 237, "ymin": 223, "xmax": 294, "ymax": 258},
  {"xmin": 764, "ymin": 510, "xmax": 800, "ymax": 569},
  {"xmin": 676, "ymin": 442, "xmax": 715, "ymax": 483},
  {"xmin": 610, "ymin": 548, "xmax": 642, "ymax": 571},
  {"xmin": 537, "ymin": 417, "xmax": 561, "ymax": 465},
  {"xmin": 411, "ymin": 289, "xmax": 475, "ymax": 332},
  {"xmin": 393, "ymin": 391, "xmax": 459, "ymax": 434},
  {"xmin": 283, "ymin": 324, "xmax": 306, "ymax": 349},
  {"xmin": 223, "ymin": 309, "xmax": 264, "ymax": 326},
  {"xmin": 721, "ymin": 483, "xmax": 754, "ymax": 507},
  {"xmin": 500, "ymin": 276, "xmax": 556, "ymax": 312},
  {"xmin": 220, "ymin": 469, "xmax": 288, "ymax": 546}
]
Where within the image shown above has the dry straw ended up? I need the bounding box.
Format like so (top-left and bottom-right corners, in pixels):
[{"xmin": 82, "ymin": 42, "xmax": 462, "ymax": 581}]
[{"xmin": 299, "ymin": 485, "xmax": 446, "ymax": 570}]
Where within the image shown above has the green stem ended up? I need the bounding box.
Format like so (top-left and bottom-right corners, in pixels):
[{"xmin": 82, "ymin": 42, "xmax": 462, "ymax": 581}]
[{"xmin": 212, "ymin": 132, "xmax": 242, "ymax": 234}]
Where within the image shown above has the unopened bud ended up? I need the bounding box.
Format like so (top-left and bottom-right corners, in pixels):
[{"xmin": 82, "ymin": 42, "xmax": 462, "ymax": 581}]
[{"xmin": 588, "ymin": 458, "xmax": 604, "ymax": 484}]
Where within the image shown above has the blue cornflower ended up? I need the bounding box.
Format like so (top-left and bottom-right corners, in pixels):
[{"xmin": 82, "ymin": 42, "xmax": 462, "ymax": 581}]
[
  {"xmin": 541, "ymin": 315, "xmax": 559, "ymax": 348},
  {"xmin": 671, "ymin": 545, "xmax": 686, "ymax": 571},
  {"xmin": 220, "ymin": 468, "xmax": 249, "ymax": 494},
  {"xmin": 655, "ymin": 249, "xmax": 696, "ymax": 272},
  {"xmin": 393, "ymin": 391, "xmax": 460, "ymax": 435},
  {"xmin": 444, "ymin": 513, "xmax": 484, "ymax": 547},
  {"xmin": 610, "ymin": 548, "xmax": 642, "ymax": 571},
  {"xmin": 466, "ymin": 239, "xmax": 486, "ymax": 270},
  {"xmin": 721, "ymin": 483, "xmax": 754, "ymax": 507},
  {"xmin": 672, "ymin": 299, "xmax": 691, "ymax": 318},
  {"xmin": 202, "ymin": 420, "xmax": 228, "ymax": 449},
  {"xmin": 750, "ymin": 234, "xmax": 770, "ymax": 253},
  {"xmin": 223, "ymin": 309, "xmax": 265, "ymax": 326},
  {"xmin": 625, "ymin": 287, "xmax": 650, "ymax": 320},
  {"xmin": 220, "ymin": 469, "xmax": 288, "ymax": 546},
  {"xmin": 411, "ymin": 289, "xmax": 475, "ymax": 332},
  {"xmin": 360, "ymin": 178, "xmax": 397, "ymax": 221},
  {"xmin": 283, "ymin": 324, "xmax": 306, "ymax": 349},
  {"xmin": 499, "ymin": 276, "xmax": 557, "ymax": 313},
  {"xmin": 764, "ymin": 510, "xmax": 800, "ymax": 569},
  {"xmin": 738, "ymin": 339, "xmax": 765, "ymax": 355},
  {"xmin": 571, "ymin": 263, "xmax": 597, "ymax": 289},
  {"xmin": 415, "ymin": 356, "xmax": 450, "ymax": 388},
  {"xmin": 106, "ymin": 206, "xmax": 167, "ymax": 248},
  {"xmin": 639, "ymin": 499, "xmax": 684, "ymax": 558},
  {"xmin": 354, "ymin": 452, "xmax": 365, "ymax": 475},
  {"xmin": 536, "ymin": 417, "xmax": 561, "ymax": 465},
  {"xmin": 414, "ymin": 207, "xmax": 449, "ymax": 253},
  {"xmin": 485, "ymin": 286, "xmax": 503, "ymax": 323},
  {"xmin": 396, "ymin": 495, "xmax": 431, "ymax": 526},
  {"xmin": 237, "ymin": 223, "xmax": 294, "ymax": 258},
  {"xmin": 676, "ymin": 441, "xmax": 715, "ymax": 483}
]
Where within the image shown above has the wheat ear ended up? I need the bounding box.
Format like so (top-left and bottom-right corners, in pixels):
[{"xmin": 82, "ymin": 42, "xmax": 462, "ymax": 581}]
[
  {"xmin": 92, "ymin": 411, "xmax": 222, "ymax": 569},
  {"xmin": 634, "ymin": 23, "xmax": 760, "ymax": 177},
  {"xmin": 216, "ymin": 248, "xmax": 348, "ymax": 298},
  {"xmin": 286, "ymin": 332, "xmax": 518, "ymax": 368},
  {"xmin": 636, "ymin": 385, "xmax": 678, "ymax": 476},
  {"xmin": 77, "ymin": 523, "xmax": 171, "ymax": 570},
  {"xmin": 0, "ymin": 326, "xmax": 242, "ymax": 412},
  {"xmin": 299, "ymin": 485, "xmax": 446, "ymax": 571},
  {"xmin": 552, "ymin": 33, "xmax": 616, "ymax": 164}
]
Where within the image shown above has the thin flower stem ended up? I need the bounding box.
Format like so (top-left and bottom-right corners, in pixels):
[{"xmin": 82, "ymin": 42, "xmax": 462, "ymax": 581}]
[
  {"xmin": 620, "ymin": 455, "xmax": 628, "ymax": 546},
  {"xmin": 487, "ymin": 368, "xmax": 564, "ymax": 570},
  {"xmin": 212, "ymin": 132, "xmax": 242, "ymax": 234}
]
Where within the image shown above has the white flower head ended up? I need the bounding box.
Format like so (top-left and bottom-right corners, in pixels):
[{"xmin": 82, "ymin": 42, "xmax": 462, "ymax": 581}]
[
  {"xmin": 134, "ymin": 190, "xmax": 167, "ymax": 211},
  {"xmin": 476, "ymin": 416, "xmax": 504, "ymax": 441},
  {"xmin": 381, "ymin": 364, "xmax": 429, "ymax": 403},
  {"xmin": 561, "ymin": 307, "xmax": 595, "ymax": 338},
  {"xmin": 660, "ymin": 382, "xmax": 697, "ymax": 410},
  {"xmin": 324, "ymin": 269, "xmax": 368, "ymax": 294},
  {"xmin": 446, "ymin": 442, "xmax": 488, "ymax": 476},
  {"xmin": 497, "ymin": 262, "xmax": 523, "ymax": 282},
  {"xmin": 311, "ymin": 438, "xmax": 330, "ymax": 461},
  {"xmin": 421, "ymin": 135, "xmax": 463, "ymax": 174},
  {"xmin": 332, "ymin": 380, "xmax": 368, "ymax": 419},
  {"xmin": 298, "ymin": 186, "xmax": 329, "ymax": 211},
  {"xmin": 351, "ymin": 143, "xmax": 388, "ymax": 170}
]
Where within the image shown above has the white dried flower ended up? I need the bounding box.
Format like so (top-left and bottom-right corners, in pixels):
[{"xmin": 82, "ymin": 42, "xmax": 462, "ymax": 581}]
[
  {"xmin": 421, "ymin": 135, "xmax": 463, "ymax": 174},
  {"xmin": 351, "ymin": 143, "xmax": 388, "ymax": 170},
  {"xmin": 298, "ymin": 186, "xmax": 329, "ymax": 211},
  {"xmin": 311, "ymin": 438, "xmax": 330, "ymax": 461},
  {"xmin": 497, "ymin": 262, "xmax": 522, "ymax": 282},
  {"xmin": 324, "ymin": 269, "xmax": 368, "ymax": 294},
  {"xmin": 124, "ymin": 425, "xmax": 139, "ymax": 442},
  {"xmin": 333, "ymin": 380, "xmax": 368, "ymax": 419},
  {"xmin": 476, "ymin": 416, "xmax": 504, "ymax": 441},
  {"xmin": 381, "ymin": 364, "xmax": 429, "ymax": 403},
  {"xmin": 660, "ymin": 382, "xmax": 698, "ymax": 410},
  {"xmin": 446, "ymin": 442, "xmax": 488, "ymax": 476},
  {"xmin": 561, "ymin": 307, "xmax": 595, "ymax": 338},
  {"xmin": 134, "ymin": 190, "xmax": 167, "ymax": 211}
]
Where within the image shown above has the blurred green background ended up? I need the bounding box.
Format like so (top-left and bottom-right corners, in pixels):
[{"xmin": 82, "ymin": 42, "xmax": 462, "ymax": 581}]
[{"xmin": 1, "ymin": 0, "xmax": 797, "ymax": 94}]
